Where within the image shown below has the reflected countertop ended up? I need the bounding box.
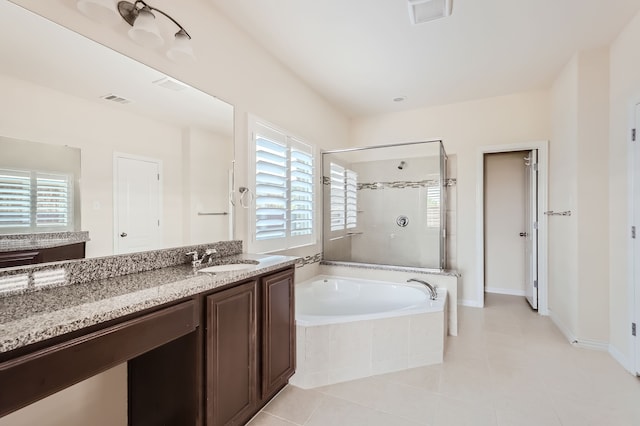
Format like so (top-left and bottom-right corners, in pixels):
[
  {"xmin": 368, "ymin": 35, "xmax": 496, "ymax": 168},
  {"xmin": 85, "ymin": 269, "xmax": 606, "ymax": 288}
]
[
  {"xmin": 0, "ymin": 253, "xmax": 297, "ymax": 354},
  {"xmin": 0, "ymin": 231, "xmax": 90, "ymax": 253}
]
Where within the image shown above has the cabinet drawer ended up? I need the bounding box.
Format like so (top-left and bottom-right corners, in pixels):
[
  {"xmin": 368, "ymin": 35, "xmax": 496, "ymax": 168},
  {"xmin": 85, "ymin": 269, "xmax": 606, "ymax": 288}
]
[{"xmin": 0, "ymin": 300, "xmax": 197, "ymax": 417}]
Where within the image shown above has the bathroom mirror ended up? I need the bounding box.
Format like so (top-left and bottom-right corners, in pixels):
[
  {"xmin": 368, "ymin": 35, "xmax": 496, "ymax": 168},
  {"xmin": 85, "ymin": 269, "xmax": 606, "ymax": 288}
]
[{"xmin": 0, "ymin": 1, "xmax": 235, "ymax": 258}]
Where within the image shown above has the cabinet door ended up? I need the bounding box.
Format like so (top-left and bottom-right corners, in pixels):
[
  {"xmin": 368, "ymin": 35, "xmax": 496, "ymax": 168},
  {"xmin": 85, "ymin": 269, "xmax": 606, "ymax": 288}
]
[
  {"xmin": 261, "ymin": 268, "xmax": 295, "ymax": 400},
  {"xmin": 206, "ymin": 281, "xmax": 257, "ymax": 426}
]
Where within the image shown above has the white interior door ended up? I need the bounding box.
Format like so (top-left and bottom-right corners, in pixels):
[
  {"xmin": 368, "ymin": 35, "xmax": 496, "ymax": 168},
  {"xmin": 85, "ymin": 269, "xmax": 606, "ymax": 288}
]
[
  {"xmin": 114, "ymin": 155, "xmax": 161, "ymax": 254},
  {"xmin": 524, "ymin": 150, "xmax": 539, "ymax": 309},
  {"xmin": 634, "ymin": 104, "xmax": 640, "ymax": 375}
]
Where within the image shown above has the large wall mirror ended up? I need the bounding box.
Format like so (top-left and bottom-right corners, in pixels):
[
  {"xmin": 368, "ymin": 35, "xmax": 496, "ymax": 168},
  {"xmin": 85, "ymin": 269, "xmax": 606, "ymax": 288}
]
[{"xmin": 0, "ymin": 1, "xmax": 235, "ymax": 258}]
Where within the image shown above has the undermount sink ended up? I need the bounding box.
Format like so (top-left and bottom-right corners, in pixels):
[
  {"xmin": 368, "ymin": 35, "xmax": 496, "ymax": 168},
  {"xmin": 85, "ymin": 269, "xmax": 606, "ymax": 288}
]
[{"xmin": 197, "ymin": 263, "xmax": 257, "ymax": 274}]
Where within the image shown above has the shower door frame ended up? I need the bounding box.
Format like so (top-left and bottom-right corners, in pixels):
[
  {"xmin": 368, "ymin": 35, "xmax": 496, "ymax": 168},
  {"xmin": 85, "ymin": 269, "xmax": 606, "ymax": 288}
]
[
  {"xmin": 476, "ymin": 141, "xmax": 549, "ymax": 314},
  {"xmin": 321, "ymin": 139, "xmax": 447, "ymax": 270}
]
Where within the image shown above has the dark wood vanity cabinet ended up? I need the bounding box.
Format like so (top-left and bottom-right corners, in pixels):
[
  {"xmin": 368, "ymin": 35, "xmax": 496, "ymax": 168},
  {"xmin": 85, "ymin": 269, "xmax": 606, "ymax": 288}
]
[
  {"xmin": 0, "ymin": 265, "xmax": 295, "ymax": 426},
  {"xmin": 0, "ymin": 242, "xmax": 85, "ymax": 268},
  {"xmin": 205, "ymin": 267, "xmax": 295, "ymax": 426},
  {"xmin": 260, "ymin": 269, "xmax": 296, "ymax": 401},
  {"xmin": 206, "ymin": 280, "xmax": 259, "ymax": 426}
]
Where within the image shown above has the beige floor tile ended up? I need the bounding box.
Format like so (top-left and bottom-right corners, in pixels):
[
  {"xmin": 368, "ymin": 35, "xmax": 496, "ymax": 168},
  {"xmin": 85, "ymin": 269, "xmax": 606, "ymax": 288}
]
[
  {"xmin": 257, "ymin": 293, "xmax": 640, "ymax": 426},
  {"xmin": 262, "ymin": 386, "xmax": 324, "ymax": 425},
  {"xmin": 247, "ymin": 412, "xmax": 300, "ymax": 426},
  {"xmin": 304, "ymin": 395, "xmax": 424, "ymax": 426}
]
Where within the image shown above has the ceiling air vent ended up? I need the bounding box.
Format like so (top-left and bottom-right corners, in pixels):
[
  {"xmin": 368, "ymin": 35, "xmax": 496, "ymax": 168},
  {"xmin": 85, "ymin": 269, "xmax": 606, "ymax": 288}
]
[
  {"xmin": 408, "ymin": 0, "xmax": 452, "ymax": 25},
  {"xmin": 100, "ymin": 93, "xmax": 132, "ymax": 104},
  {"xmin": 152, "ymin": 77, "xmax": 189, "ymax": 92}
]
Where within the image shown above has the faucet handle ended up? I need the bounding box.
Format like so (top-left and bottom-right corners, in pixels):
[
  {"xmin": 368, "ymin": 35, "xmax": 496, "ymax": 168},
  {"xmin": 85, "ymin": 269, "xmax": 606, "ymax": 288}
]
[
  {"xmin": 205, "ymin": 248, "xmax": 218, "ymax": 255},
  {"xmin": 185, "ymin": 251, "xmax": 199, "ymax": 262}
]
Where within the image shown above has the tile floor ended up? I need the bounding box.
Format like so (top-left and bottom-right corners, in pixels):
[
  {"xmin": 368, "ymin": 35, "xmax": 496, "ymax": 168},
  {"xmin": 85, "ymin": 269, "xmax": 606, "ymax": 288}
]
[{"xmin": 249, "ymin": 294, "xmax": 640, "ymax": 426}]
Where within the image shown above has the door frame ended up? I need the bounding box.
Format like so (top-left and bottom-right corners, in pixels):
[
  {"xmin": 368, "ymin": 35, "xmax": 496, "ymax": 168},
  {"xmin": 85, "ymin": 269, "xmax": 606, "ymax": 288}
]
[
  {"xmin": 113, "ymin": 152, "xmax": 163, "ymax": 254},
  {"xmin": 476, "ymin": 141, "xmax": 549, "ymax": 314},
  {"xmin": 631, "ymin": 103, "xmax": 640, "ymax": 375}
]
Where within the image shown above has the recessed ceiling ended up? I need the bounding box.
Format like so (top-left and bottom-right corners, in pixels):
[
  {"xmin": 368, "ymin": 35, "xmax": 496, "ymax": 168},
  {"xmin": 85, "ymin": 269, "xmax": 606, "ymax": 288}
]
[{"xmin": 209, "ymin": 0, "xmax": 640, "ymax": 117}]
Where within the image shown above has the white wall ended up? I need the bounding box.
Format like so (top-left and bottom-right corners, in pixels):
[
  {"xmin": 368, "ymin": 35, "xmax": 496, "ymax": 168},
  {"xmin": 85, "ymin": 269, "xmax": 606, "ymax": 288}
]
[
  {"xmin": 350, "ymin": 91, "xmax": 551, "ymax": 304},
  {"xmin": 609, "ymin": 10, "xmax": 640, "ymax": 369},
  {"xmin": 548, "ymin": 48, "xmax": 610, "ymax": 346},
  {"xmin": 549, "ymin": 55, "xmax": 580, "ymax": 337}
]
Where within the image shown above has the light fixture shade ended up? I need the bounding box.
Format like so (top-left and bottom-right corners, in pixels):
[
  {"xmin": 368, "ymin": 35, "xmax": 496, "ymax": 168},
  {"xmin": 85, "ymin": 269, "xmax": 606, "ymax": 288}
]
[
  {"xmin": 128, "ymin": 7, "xmax": 164, "ymax": 48},
  {"xmin": 77, "ymin": 0, "xmax": 120, "ymax": 25},
  {"xmin": 167, "ymin": 30, "xmax": 195, "ymax": 62}
]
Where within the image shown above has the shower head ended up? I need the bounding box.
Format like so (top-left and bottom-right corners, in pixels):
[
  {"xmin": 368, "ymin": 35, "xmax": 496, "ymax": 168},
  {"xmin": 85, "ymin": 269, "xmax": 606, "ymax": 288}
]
[{"xmin": 398, "ymin": 161, "xmax": 406, "ymax": 170}]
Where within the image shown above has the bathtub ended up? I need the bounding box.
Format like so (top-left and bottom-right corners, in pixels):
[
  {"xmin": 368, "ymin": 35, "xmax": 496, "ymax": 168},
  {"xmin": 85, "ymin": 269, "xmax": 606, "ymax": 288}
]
[{"xmin": 290, "ymin": 275, "xmax": 447, "ymax": 389}]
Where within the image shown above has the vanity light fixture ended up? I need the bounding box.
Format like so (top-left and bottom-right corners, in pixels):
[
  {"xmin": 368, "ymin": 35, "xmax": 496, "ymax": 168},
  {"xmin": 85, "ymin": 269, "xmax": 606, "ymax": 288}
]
[{"xmin": 76, "ymin": 0, "xmax": 194, "ymax": 61}]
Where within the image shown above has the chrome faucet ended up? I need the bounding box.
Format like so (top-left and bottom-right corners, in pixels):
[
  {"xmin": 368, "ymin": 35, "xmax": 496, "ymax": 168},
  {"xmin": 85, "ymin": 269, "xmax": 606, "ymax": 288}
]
[
  {"xmin": 186, "ymin": 248, "xmax": 218, "ymax": 267},
  {"xmin": 407, "ymin": 278, "xmax": 438, "ymax": 300}
]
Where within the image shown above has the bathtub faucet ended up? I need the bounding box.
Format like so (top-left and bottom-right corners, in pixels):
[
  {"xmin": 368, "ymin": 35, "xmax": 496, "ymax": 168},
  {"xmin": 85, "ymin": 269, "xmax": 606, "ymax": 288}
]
[{"xmin": 407, "ymin": 278, "xmax": 438, "ymax": 300}]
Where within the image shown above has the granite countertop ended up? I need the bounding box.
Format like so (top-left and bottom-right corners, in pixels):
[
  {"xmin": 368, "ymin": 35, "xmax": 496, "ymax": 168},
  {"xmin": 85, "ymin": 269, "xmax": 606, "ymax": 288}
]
[
  {"xmin": 0, "ymin": 231, "xmax": 90, "ymax": 253},
  {"xmin": 0, "ymin": 253, "xmax": 297, "ymax": 354}
]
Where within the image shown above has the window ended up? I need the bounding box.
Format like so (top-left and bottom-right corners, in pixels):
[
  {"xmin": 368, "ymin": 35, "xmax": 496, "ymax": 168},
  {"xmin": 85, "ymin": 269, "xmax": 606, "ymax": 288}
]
[
  {"xmin": 426, "ymin": 181, "xmax": 441, "ymax": 228},
  {"xmin": 0, "ymin": 169, "xmax": 73, "ymax": 233},
  {"xmin": 329, "ymin": 162, "xmax": 358, "ymax": 232},
  {"xmin": 250, "ymin": 118, "xmax": 315, "ymax": 253}
]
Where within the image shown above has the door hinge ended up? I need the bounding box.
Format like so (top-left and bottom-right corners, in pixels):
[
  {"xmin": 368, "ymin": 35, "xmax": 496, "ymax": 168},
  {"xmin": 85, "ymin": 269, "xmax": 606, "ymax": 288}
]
[
  {"xmin": 534, "ymin": 280, "xmax": 538, "ymax": 289},
  {"xmin": 157, "ymin": 173, "xmax": 160, "ymax": 181},
  {"xmin": 533, "ymin": 221, "xmax": 539, "ymax": 230},
  {"xmin": 533, "ymin": 163, "xmax": 539, "ymax": 172},
  {"xmin": 632, "ymin": 226, "xmax": 636, "ymax": 239},
  {"xmin": 157, "ymin": 219, "xmax": 160, "ymax": 226},
  {"xmin": 633, "ymin": 128, "xmax": 637, "ymax": 142},
  {"xmin": 633, "ymin": 322, "xmax": 637, "ymax": 337}
]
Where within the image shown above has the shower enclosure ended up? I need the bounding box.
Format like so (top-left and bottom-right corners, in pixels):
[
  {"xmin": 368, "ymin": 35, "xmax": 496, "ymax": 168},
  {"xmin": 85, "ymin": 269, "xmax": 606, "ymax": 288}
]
[{"xmin": 322, "ymin": 140, "xmax": 447, "ymax": 270}]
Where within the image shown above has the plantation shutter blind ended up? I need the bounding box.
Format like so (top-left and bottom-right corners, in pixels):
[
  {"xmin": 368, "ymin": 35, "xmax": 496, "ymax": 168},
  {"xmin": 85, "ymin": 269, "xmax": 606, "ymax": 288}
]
[
  {"xmin": 0, "ymin": 169, "xmax": 31, "ymax": 229},
  {"xmin": 345, "ymin": 169, "xmax": 358, "ymax": 229},
  {"xmin": 255, "ymin": 134, "xmax": 288, "ymax": 241},
  {"xmin": 330, "ymin": 163, "xmax": 345, "ymax": 231},
  {"xmin": 0, "ymin": 169, "xmax": 73, "ymax": 232},
  {"xmin": 426, "ymin": 182, "xmax": 441, "ymax": 228},
  {"xmin": 251, "ymin": 119, "xmax": 316, "ymax": 252},
  {"xmin": 36, "ymin": 173, "xmax": 71, "ymax": 228},
  {"xmin": 290, "ymin": 144, "xmax": 314, "ymax": 237}
]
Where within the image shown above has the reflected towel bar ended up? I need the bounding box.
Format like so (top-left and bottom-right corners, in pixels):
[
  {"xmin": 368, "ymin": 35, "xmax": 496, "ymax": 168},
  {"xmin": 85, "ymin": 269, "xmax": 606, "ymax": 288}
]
[
  {"xmin": 544, "ymin": 210, "xmax": 571, "ymax": 216},
  {"xmin": 197, "ymin": 212, "xmax": 228, "ymax": 216}
]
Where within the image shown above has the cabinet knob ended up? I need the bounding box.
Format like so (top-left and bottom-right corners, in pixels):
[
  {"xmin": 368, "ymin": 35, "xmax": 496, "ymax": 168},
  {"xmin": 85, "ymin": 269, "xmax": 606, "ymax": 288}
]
[
  {"xmin": 519, "ymin": 232, "xmax": 527, "ymax": 237},
  {"xmin": 120, "ymin": 232, "xmax": 128, "ymax": 237}
]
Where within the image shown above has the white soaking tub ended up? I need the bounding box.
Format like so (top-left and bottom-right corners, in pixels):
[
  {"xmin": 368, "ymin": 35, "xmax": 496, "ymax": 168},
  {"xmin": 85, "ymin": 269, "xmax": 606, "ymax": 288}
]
[{"xmin": 291, "ymin": 275, "xmax": 447, "ymax": 389}]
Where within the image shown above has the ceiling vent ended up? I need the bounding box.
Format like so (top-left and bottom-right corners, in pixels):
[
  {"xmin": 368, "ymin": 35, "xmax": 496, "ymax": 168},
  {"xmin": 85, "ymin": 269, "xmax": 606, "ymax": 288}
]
[
  {"xmin": 100, "ymin": 93, "xmax": 132, "ymax": 104},
  {"xmin": 408, "ymin": 0, "xmax": 452, "ymax": 25},
  {"xmin": 152, "ymin": 77, "xmax": 189, "ymax": 92}
]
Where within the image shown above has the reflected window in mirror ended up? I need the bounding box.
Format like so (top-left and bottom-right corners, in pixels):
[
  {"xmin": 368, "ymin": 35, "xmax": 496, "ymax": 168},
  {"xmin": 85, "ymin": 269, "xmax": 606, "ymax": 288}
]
[
  {"xmin": 0, "ymin": 137, "xmax": 81, "ymax": 235},
  {"xmin": 0, "ymin": 169, "xmax": 74, "ymax": 233}
]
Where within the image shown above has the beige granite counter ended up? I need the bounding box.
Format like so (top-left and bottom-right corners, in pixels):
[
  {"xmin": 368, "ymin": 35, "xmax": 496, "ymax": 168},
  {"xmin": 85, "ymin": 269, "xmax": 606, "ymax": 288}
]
[{"xmin": 0, "ymin": 253, "xmax": 297, "ymax": 354}]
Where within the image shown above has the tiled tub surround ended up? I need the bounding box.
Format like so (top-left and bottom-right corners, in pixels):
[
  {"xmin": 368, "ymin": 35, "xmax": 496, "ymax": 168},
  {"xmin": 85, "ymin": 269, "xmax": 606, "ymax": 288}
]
[
  {"xmin": 0, "ymin": 245, "xmax": 297, "ymax": 353},
  {"xmin": 320, "ymin": 260, "xmax": 459, "ymax": 336},
  {"xmin": 0, "ymin": 240, "xmax": 243, "ymax": 297},
  {"xmin": 291, "ymin": 275, "xmax": 448, "ymax": 389},
  {"xmin": 0, "ymin": 231, "xmax": 90, "ymax": 252}
]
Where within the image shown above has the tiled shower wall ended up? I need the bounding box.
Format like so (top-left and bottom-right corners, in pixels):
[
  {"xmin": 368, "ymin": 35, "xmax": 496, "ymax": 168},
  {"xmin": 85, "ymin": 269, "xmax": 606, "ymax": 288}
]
[{"xmin": 349, "ymin": 155, "xmax": 457, "ymax": 269}]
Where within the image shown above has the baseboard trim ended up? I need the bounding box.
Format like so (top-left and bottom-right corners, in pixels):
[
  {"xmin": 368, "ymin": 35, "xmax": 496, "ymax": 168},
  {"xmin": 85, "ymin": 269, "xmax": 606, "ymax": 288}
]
[
  {"xmin": 485, "ymin": 287, "xmax": 526, "ymax": 296},
  {"xmin": 608, "ymin": 344, "xmax": 637, "ymax": 375},
  {"xmin": 549, "ymin": 310, "xmax": 609, "ymax": 351},
  {"xmin": 549, "ymin": 309, "xmax": 576, "ymax": 343},
  {"xmin": 458, "ymin": 299, "xmax": 483, "ymax": 308}
]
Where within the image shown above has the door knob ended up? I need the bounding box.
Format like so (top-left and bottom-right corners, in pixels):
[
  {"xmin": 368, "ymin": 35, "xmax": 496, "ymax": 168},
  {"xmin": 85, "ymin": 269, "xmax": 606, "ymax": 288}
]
[
  {"xmin": 120, "ymin": 232, "xmax": 128, "ymax": 237},
  {"xmin": 519, "ymin": 232, "xmax": 527, "ymax": 237}
]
